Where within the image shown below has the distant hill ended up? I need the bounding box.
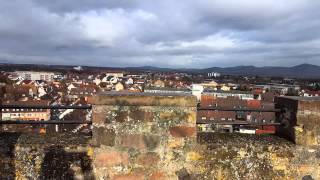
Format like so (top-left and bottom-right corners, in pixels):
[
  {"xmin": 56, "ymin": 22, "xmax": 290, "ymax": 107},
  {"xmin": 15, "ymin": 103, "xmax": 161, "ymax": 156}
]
[
  {"xmin": 126, "ymin": 64, "xmax": 320, "ymax": 79},
  {"xmin": 200, "ymin": 64, "xmax": 320, "ymax": 79},
  {"xmin": 1, "ymin": 63, "xmax": 320, "ymax": 79}
]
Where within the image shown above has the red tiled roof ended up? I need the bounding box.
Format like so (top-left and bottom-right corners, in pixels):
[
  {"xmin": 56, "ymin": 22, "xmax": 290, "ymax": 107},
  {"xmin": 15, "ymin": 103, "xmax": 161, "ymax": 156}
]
[
  {"xmin": 2, "ymin": 100, "xmax": 51, "ymax": 113},
  {"xmin": 247, "ymin": 100, "xmax": 261, "ymax": 108}
]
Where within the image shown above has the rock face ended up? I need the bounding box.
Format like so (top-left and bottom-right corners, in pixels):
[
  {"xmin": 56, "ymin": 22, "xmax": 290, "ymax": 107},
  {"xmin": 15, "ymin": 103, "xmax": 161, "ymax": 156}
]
[{"xmin": 1, "ymin": 94, "xmax": 320, "ymax": 179}]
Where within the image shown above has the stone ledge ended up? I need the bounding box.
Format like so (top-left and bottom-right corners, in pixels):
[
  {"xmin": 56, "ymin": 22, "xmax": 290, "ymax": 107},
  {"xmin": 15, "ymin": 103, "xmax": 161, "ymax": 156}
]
[{"xmin": 88, "ymin": 92, "xmax": 197, "ymax": 107}]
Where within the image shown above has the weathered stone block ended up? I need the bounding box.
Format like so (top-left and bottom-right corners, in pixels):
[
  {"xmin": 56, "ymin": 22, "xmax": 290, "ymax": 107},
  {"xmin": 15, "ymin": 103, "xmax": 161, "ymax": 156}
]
[
  {"xmin": 129, "ymin": 109, "xmax": 154, "ymax": 122},
  {"xmin": 92, "ymin": 111, "xmax": 107, "ymax": 124},
  {"xmin": 149, "ymin": 171, "xmax": 168, "ymax": 180},
  {"xmin": 186, "ymin": 151, "xmax": 202, "ymax": 161},
  {"xmin": 93, "ymin": 127, "xmax": 116, "ymax": 146},
  {"xmin": 168, "ymin": 138, "xmax": 185, "ymax": 149},
  {"xmin": 169, "ymin": 126, "xmax": 196, "ymax": 138},
  {"xmin": 137, "ymin": 152, "xmax": 160, "ymax": 167},
  {"xmin": 114, "ymin": 111, "xmax": 129, "ymax": 123},
  {"xmin": 119, "ymin": 134, "xmax": 160, "ymax": 150},
  {"xmin": 91, "ymin": 92, "xmax": 197, "ymax": 107},
  {"xmin": 112, "ymin": 172, "xmax": 144, "ymax": 180},
  {"xmin": 94, "ymin": 150, "xmax": 129, "ymax": 167}
]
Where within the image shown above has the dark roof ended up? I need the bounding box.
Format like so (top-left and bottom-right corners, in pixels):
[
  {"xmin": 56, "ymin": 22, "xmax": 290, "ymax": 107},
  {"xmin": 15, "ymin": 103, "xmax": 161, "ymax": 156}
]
[
  {"xmin": 144, "ymin": 87, "xmax": 191, "ymax": 92},
  {"xmin": 1, "ymin": 100, "xmax": 50, "ymax": 113},
  {"xmin": 203, "ymin": 89, "xmax": 253, "ymax": 95},
  {"xmin": 98, "ymin": 91, "xmax": 194, "ymax": 97},
  {"xmin": 280, "ymin": 96, "xmax": 320, "ymax": 101}
]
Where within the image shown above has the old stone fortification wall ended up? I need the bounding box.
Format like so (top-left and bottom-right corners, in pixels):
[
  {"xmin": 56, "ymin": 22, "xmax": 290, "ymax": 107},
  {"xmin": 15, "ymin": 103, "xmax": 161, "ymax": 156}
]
[
  {"xmin": 90, "ymin": 93, "xmax": 320, "ymax": 180},
  {"xmin": 1, "ymin": 94, "xmax": 320, "ymax": 179},
  {"xmin": 276, "ymin": 97, "xmax": 320, "ymax": 146},
  {"xmin": 196, "ymin": 133, "xmax": 320, "ymax": 180},
  {"xmin": 90, "ymin": 93, "xmax": 198, "ymax": 179}
]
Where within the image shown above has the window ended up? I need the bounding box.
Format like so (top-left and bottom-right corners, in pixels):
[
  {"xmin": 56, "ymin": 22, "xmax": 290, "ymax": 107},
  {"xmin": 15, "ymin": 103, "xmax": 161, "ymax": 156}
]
[{"xmin": 201, "ymin": 117, "xmax": 206, "ymax": 120}]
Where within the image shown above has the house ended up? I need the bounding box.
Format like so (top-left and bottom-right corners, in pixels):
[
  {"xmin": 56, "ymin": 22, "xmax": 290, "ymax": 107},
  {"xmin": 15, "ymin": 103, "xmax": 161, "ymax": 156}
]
[
  {"xmin": 125, "ymin": 78, "xmax": 134, "ymax": 85},
  {"xmin": 67, "ymin": 83, "xmax": 77, "ymax": 91},
  {"xmin": 203, "ymin": 89, "xmax": 254, "ymax": 100},
  {"xmin": 68, "ymin": 84, "xmax": 98, "ymax": 101},
  {"xmin": 15, "ymin": 71, "xmax": 57, "ymax": 81},
  {"xmin": 106, "ymin": 72, "xmax": 124, "ymax": 78},
  {"xmin": 255, "ymin": 83, "xmax": 300, "ymax": 95},
  {"xmin": 1, "ymin": 100, "xmax": 51, "ymax": 121},
  {"xmin": 38, "ymin": 86, "xmax": 47, "ymax": 97},
  {"xmin": 135, "ymin": 80, "xmax": 145, "ymax": 85},
  {"xmin": 192, "ymin": 84, "xmax": 204, "ymax": 101},
  {"xmin": 154, "ymin": 80, "xmax": 165, "ymax": 88},
  {"xmin": 202, "ymin": 80, "xmax": 219, "ymax": 87},
  {"xmin": 115, "ymin": 82, "xmax": 124, "ymax": 91},
  {"xmin": 220, "ymin": 85, "xmax": 231, "ymax": 91},
  {"xmin": 303, "ymin": 90, "xmax": 320, "ymax": 97},
  {"xmin": 4, "ymin": 85, "xmax": 37, "ymax": 100},
  {"xmin": 208, "ymin": 72, "xmax": 221, "ymax": 78}
]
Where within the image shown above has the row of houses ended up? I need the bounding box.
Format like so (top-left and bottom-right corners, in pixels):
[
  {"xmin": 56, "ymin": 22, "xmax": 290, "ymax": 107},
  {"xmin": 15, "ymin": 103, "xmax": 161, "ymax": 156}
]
[{"xmin": 1, "ymin": 100, "xmax": 51, "ymax": 121}]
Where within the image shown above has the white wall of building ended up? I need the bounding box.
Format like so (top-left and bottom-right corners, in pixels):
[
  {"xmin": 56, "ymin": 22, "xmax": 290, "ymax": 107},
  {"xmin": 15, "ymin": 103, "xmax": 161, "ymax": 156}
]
[{"xmin": 15, "ymin": 71, "xmax": 56, "ymax": 81}]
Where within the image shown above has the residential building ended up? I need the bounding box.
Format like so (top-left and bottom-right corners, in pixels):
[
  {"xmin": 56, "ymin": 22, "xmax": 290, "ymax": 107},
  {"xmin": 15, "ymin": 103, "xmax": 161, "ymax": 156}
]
[
  {"xmin": 203, "ymin": 89, "xmax": 254, "ymax": 100},
  {"xmin": 1, "ymin": 100, "xmax": 51, "ymax": 121},
  {"xmin": 208, "ymin": 72, "xmax": 221, "ymax": 78},
  {"xmin": 15, "ymin": 71, "xmax": 56, "ymax": 81},
  {"xmin": 144, "ymin": 87, "xmax": 191, "ymax": 94}
]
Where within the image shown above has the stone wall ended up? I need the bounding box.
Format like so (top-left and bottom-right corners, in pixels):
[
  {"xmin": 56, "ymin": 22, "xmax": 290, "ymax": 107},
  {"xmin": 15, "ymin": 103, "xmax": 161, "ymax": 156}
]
[
  {"xmin": 90, "ymin": 93, "xmax": 320, "ymax": 180},
  {"xmin": 196, "ymin": 133, "xmax": 320, "ymax": 180},
  {"xmin": 90, "ymin": 92, "xmax": 199, "ymax": 179},
  {"xmin": 0, "ymin": 133, "xmax": 93, "ymax": 180},
  {"xmin": 276, "ymin": 96, "xmax": 320, "ymax": 146},
  {"xmin": 1, "ymin": 94, "xmax": 320, "ymax": 179}
]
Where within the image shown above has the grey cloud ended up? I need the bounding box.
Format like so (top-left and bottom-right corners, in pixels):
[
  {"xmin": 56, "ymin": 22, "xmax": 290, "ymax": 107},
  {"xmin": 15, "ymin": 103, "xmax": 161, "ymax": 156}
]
[{"xmin": 0, "ymin": 0, "xmax": 320, "ymax": 68}]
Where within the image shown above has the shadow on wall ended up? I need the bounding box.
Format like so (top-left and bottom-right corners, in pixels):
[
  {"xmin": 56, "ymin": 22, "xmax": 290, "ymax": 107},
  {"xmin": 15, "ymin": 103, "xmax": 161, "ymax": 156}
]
[
  {"xmin": 0, "ymin": 132, "xmax": 21, "ymax": 180},
  {"xmin": 40, "ymin": 145, "xmax": 95, "ymax": 180},
  {"xmin": 275, "ymin": 97, "xmax": 298, "ymax": 144},
  {"xmin": 0, "ymin": 132, "xmax": 95, "ymax": 180}
]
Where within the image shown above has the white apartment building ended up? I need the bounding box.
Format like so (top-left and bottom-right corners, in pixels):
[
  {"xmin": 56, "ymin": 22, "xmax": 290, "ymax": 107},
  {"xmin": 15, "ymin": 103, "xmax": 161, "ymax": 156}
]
[{"xmin": 15, "ymin": 71, "xmax": 56, "ymax": 81}]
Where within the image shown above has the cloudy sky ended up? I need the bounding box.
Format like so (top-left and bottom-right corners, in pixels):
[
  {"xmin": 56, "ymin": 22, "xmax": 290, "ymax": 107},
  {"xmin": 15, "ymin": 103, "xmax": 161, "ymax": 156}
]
[{"xmin": 0, "ymin": 0, "xmax": 320, "ymax": 68}]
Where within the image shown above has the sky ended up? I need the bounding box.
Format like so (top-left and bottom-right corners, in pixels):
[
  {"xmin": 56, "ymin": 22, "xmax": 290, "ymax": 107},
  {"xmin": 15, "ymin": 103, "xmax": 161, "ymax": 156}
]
[{"xmin": 0, "ymin": 0, "xmax": 320, "ymax": 68}]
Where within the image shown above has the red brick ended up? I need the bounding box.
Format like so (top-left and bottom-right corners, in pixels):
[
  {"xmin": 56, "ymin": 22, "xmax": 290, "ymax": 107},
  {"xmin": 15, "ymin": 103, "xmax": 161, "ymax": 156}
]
[
  {"xmin": 137, "ymin": 152, "xmax": 160, "ymax": 166},
  {"xmin": 112, "ymin": 172, "xmax": 144, "ymax": 180},
  {"xmin": 95, "ymin": 150, "xmax": 129, "ymax": 167},
  {"xmin": 149, "ymin": 171, "xmax": 167, "ymax": 180},
  {"xmin": 169, "ymin": 126, "xmax": 196, "ymax": 138}
]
